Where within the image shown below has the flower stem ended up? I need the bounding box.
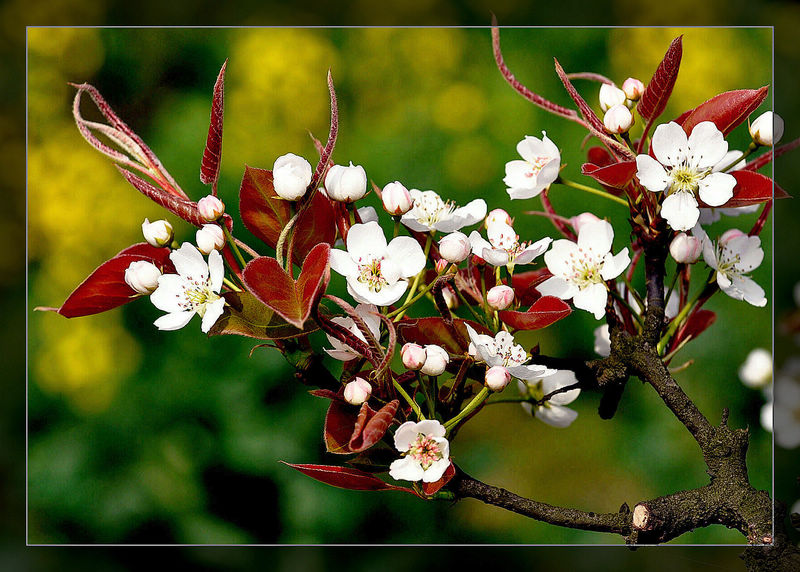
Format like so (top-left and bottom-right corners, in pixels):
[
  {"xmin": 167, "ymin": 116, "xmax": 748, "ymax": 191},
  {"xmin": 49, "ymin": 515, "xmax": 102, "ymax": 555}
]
[
  {"xmin": 222, "ymin": 225, "xmax": 247, "ymax": 270},
  {"xmin": 393, "ymin": 377, "xmax": 424, "ymax": 420},
  {"xmin": 275, "ymin": 210, "xmax": 301, "ymax": 269},
  {"xmin": 656, "ymin": 278, "xmax": 713, "ymax": 354},
  {"xmin": 556, "ymin": 177, "xmax": 629, "ymax": 207},
  {"xmin": 444, "ymin": 386, "xmax": 490, "ymax": 431},
  {"xmin": 223, "ymin": 277, "xmax": 242, "ymax": 292},
  {"xmin": 391, "ymin": 234, "xmax": 434, "ymax": 321},
  {"xmin": 389, "ymin": 270, "xmax": 445, "ymax": 321}
]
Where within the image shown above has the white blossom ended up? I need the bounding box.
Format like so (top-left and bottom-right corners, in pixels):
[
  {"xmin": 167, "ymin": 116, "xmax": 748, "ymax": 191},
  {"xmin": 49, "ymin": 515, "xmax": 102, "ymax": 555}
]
[
  {"xmin": 504, "ymin": 133, "xmax": 561, "ymax": 200},
  {"xmin": 603, "ymin": 104, "xmax": 634, "ymax": 134},
  {"xmin": 196, "ymin": 224, "xmax": 226, "ymax": 255},
  {"xmin": 325, "ymin": 162, "xmax": 368, "ymax": 203},
  {"xmin": 750, "ymin": 111, "xmax": 784, "ymax": 147},
  {"xmin": 124, "ymin": 260, "xmax": 161, "ymax": 295},
  {"xmin": 141, "ymin": 218, "xmax": 174, "ymax": 247},
  {"xmin": 518, "ymin": 369, "xmax": 581, "ymax": 428},
  {"xmin": 697, "ymin": 226, "xmax": 766, "ymax": 307},
  {"xmin": 344, "ymin": 377, "xmax": 372, "ymax": 406},
  {"xmin": 420, "ymin": 344, "xmax": 450, "ymax": 376},
  {"xmin": 739, "ymin": 348, "xmax": 772, "ymax": 389},
  {"xmin": 400, "ymin": 189, "xmax": 486, "ymax": 233},
  {"xmin": 273, "ymin": 153, "xmax": 313, "ymax": 201},
  {"xmin": 465, "ymin": 324, "xmax": 554, "ymax": 382},
  {"xmin": 197, "ymin": 195, "xmax": 225, "ymax": 221},
  {"xmin": 389, "ymin": 420, "xmax": 450, "ymax": 483},
  {"xmin": 438, "ymin": 231, "xmax": 472, "ymax": 264},
  {"xmin": 599, "ymin": 83, "xmax": 626, "ymax": 112},
  {"xmin": 468, "ymin": 222, "xmax": 551, "ymax": 268},
  {"xmin": 382, "ymin": 181, "xmax": 414, "ymax": 215},
  {"xmin": 323, "ymin": 303, "xmax": 381, "ymax": 361}
]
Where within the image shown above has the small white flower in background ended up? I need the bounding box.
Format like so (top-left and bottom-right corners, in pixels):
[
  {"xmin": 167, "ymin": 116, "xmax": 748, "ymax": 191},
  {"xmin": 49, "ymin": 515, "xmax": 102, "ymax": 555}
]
[
  {"xmin": 343, "ymin": 377, "xmax": 372, "ymax": 406},
  {"xmin": 635, "ymin": 121, "xmax": 736, "ymax": 231},
  {"xmin": 485, "ymin": 365, "xmax": 511, "ymax": 392},
  {"xmin": 324, "ymin": 303, "xmax": 381, "ymax": 362},
  {"xmin": 381, "ymin": 181, "xmax": 414, "ymax": 215},
  {"xmin": 150, "ymin": 243, "xmax": 225, "ymax": 333},
  {"xmin": 465, "ymin": 324, "xmax": 555, "ymax": 382},
  {"xmin": 389, "ymin": 420, "xmax": 450, "ymax": 483},
  {"xmin": 124, "ymin": 260, "xmax": 161, "ymax": 295},
  {"xmin": 325, "ymin": 162, "xmax": 368, "ymax": 203},
  {"xmin": 330, "ymin": 221, "xmax": 426, "ymax": 306},
  {"xmin": 570, "ymin": 212, "xmax": 601, "ymax": 234},
  {"xmin": 196, "ymin": 224, "xmax": 226, "ymax": 255},
  {"xmin": 468, "ymin": 222, "xmax": 551, "ymax": 268},
  {"xmin": 438, "ymin": 231, "xmax": 472, "ymax": 264},
  {"xmin": 621, "ymin": 77, "xmax": 644, "ymax": 101},
  {"xmin": 739, "ymin": 348, "xmax": 772, "ymax": 389},
  {"xmin": 594, "ymin": 324, "xmax": 611, "ymax": 357},
  {"xmin": 400, "ymin": 343, "xmax": 427, "ymax": 371},
  {"xmin": 603, "ymin": 104, "xmax": 634, "ymax": 134},
  {"xmin": 518, "ymin": 370, "xmax": 581, "ymax": 428},
  {"xmin": 420, "ymin": 344, "xmax": 450, "ymax": 376},
  {"xmin": 750, "ymin": 111, "xmax": 784, "ymax": 147},
  {"xmin": 774, "ymin": 358, "xmax": 800, "ymax": 448},
  {"xmin": 141, "ymin": 218, "xmax": 174, "ymax": 247},
  {"xmin": 696, "ymin": 225, "xmax": 766, "ymax": 307},
  {"xmin": 599, "ymin": 83, "xmax": 627, "ymax": 112},
  {"xmin": 197, "ymin": 194, "xmax": 226, "ymax": 221},
  {"xmin": 401, "ymin": 189, "xmax": 487, "ymax": 233},
  {"xmin": 669, "ymin": 232, "xmax": 702, "ymax": 264},
  {"xmin": 486, "ymin": 285, "xmax": 514, "ymax": 310},
  {"xmin": 760, "ymin": 397, "xmax": 772, "ymax": 433},
  {"xmin": 537, "ymin": 219, "xmax": 630, "ymax": 319},
  {"xmin": 273, "ymin": 153, "xmax": 313, "ymax": 201},
  {"xmin": 504, "ymin": 133, "xmax": 561, "ymax": 200},
  {"xmin": 485, "ymin": 208, "xmax": 513, "ymax": 228}
]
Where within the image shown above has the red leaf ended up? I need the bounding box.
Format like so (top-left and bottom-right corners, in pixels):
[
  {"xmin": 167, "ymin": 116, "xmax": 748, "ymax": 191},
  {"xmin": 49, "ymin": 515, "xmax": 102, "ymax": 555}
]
[
  {"xmin": 349, "ymin": 400, "xmax": 399, "ymax": 453},
  {"xmin": 499, "ymin": 296, "xmax": 572, "ymax": 331},
  {"xmin": 324, "ymin": 399, "xmax": 359, "ymax": 454},
  {"xmin": 704, "ymin": 171, "xmax": 790, "ymax": 209},
  {"xmin": 290, "ymin": 191, "xmax": 337, "ymax": 265},
  {"xmin": 396, "ymin": 317, "xmax": 491, "ymax": 355},
  {"xmin": 51, "ymin": 243, "xmax": 172, "ymax": 318},
  {"xmin": 281, "ymin": 462, "xmax": 419, "ymax": 495},
  {"xmin": 581, "ymin": 161, "xmax": 637, "ymax": 190},
  {"xmin": 673, "ymin": 309, "xmax": 716, "ymax": 348},
  {"xmin": 200, "ymin": 60, "xmax": 227, "ymax": 190},
  {"xmin": 242, "ymin": 243, "xmax": 331, "ymax": 329},
  {"xmin": 421, "ymin": 461, "xmax": 456, "ymax": 496},
  {"xmin": 587, "ymin": 146, "xmax": 614, "ymax": 167},
  {"xmin": 677, "ymin": 87, "xmax": 768, "ymax": 136},
  {"xmin": 207, "ymin": 291, "xmax": 318, "ymax": 340},
  {"xmin": 239, "ymin": 165, "xmax": 292, "ymax": 249},
  {"xmin": 637, "ymin": 36, "xmax": 683, "ymax": 122},
  {"xmin": 511, "ymin": 268, "xmax": 552, "ymax": 307}
]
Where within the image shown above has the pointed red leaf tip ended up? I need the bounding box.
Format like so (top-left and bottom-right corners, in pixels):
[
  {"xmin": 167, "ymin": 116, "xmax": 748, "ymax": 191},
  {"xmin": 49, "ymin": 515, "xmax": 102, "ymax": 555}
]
[
  {"xmin": 498, "ymin": 295, "xmax": 572, "ymax": 331},
  {"xmin": 677, "ymin": 87, "xmax": 768, "ymax": 136},
  {"xmin": 637, "ymin": 35, "xmax": 683, "ymax": 123},
  {"xmin": 242, "ymin": 242, "xmax": 331, "ymax": 329},
  {"xmin": 421, "ymin": 461, "xmax": 456, "ymax": 496},
  {"xmin": 200, "ymin": 59, "xmax": 227, "ymax": 192},
  {"xmin": 280, "ymin": 462, "xmax": 419, "ymax": 495},
  {"xmin": 581, "ymin": 161, "xmax": 638, "ymax": 190}
]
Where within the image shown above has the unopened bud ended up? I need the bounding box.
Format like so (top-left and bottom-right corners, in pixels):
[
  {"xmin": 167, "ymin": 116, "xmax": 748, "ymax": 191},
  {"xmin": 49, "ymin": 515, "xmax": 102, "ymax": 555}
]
[
  {"xmin": 381, "ymin": 181, "xmax": 414, "ymax": 215},
  {"xmin": 750, "ymin": 111, "xmax": 784, "ymax": 147},
  {"xmin": 196, "ymin": 224, "xmax": 225, "ymax": 254},
  {"xmin": 124, "ymin": 260, "xmax": 161, "ymax": 294},
  {"xmin": 141, "ymin": 218, "xmax": 174, "ymax": 247},
  {"xmin": 621, "ymin": 77, "xmax": 644, "ymax": 101},
  {"xmin": 669, "ymin": 232, "xmax": 702, "ymax": 264},
  {"xmin": 343, "ymin": 377, "xmax": 372, "ymax": 405},
  {"xmin": 487, "ymin": 285, "xmax": 514, "ymax": 310},
  {"xmin": 273, "ymin": 153, "xmax": 313, "ymax": 201},
  {"xmin": 485, "ymin": 366, "xmax": 511, "ymax": 392},
  {"xmin": 435, "ymin": 258, "xmax": 448, "ymax": 274},
  {"xmin": 599, "ymin": 83, "xmax": 626, "ymax": 112},
  {"xmin": 603, "ymin": 104, "xmax": 634, "ymax": 134},
  {"xmin": 720, "ymin": 228, "xmax": 746, "ymax": 246},
  {"xmin": 570, "ymin": 212, "xmax": 601, "ymax": 234},
  {"xmin": 438, "ymin": 231, "xmax": 471, "ymax": 264},
  {"xmin": 485, "ymin": 208, "xmax": 513, "ymax": 228},
  {"xmin": 401, "ymin": 343, "xmax": 426, "ymax": 371},
  {"xmin": 325, "ymin": 162, "xmax": 368, "ymax": 203},
  {"xmin": 420, "ymin": 344, "xmax": 450, "ymax": 376},
  {"xmin": 197, "ymin": 195, "xmax": 225, "ymax": 221}
]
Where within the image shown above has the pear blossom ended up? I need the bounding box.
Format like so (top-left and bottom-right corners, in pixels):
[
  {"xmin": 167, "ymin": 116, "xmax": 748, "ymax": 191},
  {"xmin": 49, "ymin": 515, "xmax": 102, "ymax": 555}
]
[
  {"xmin": 465, "ymin": 324, "xmax": 555, "ymax": 382},
  {"xmin": 774, "ymin": 358, "xmax": 800, "ymax": 448},
  {"xmin": 400, "ymin": 189, "xmax": 486, "ymax": 233},
  {"xmin": 381, "ymin": 181, "xmax": 414, "ymax": 215},
  {"xmin": 603, "ymin": 104, "xmax": 634, "ymax": 134},
  {"xmin": 273, "ymin": 153, "xmax": 313, "ymax": 201},
  {"xmin": 739, "ymin": 348, "xmax": 772, "ymax": 389},
  {"xmin": 197, "ymin": 195, "xmax": 225, "ymax": 221},
  {"xmin": 420, "ymin": 344, "xmax": 450, "ymax": 376},
  {"xmin": 504, "ymin": 133, "xmax": 561, "ymax": 200},
  {"xmin": 621, "ymin": 78, "xmax": 644, "ymax": 101},
  {"xmin": 750, "ymin": 111, "xmax": 784, "ymax": 146},
  {"xmin": 323, "ymin": 303, "xmax": 381, "ymax": 361},
  {"xmin": 343, "ymin": 377, "xmax": 372, "ymax": 406},
  {"xmin": 389, "ymin": 420, "xmax": 450, "ymax": 483},
  {"xmin": 599, "ymin": 83, "xmax": 626, "ymax": 112},
  {"xmin": 124, "ymin": 260, "xmax": 161, "ymax": 295},
  {"xmin": 438, "ymin": 231, "xmax": 471, "ymax": 264},
  {"xmin": 330, "ymin": 221, "xmax": 426, "ymax": 306},
  {"xmin": 537, "ymin": 219, "xmax": 630, "ymax": 319},
  {"xmin": 325, "ymin": 162, "xmax": 368, "ymax": 203},
  {"xmin": 669, "ymin": 232, "xmax": 702, "ymax": 264},
  {"xmin": 485, "ymin": 365, "xmax": 511, "ymax": 391},
  {"xmin": 486, "ymin": 285, "xmax": 514, "ymax": 310},
  {"xmin": 485, "ymin": 208, "xmax": 512, "ymax": 228},
  {"xmin": 697, "ymin": 226, "xmax": 766, "ymax": 307},
  {"xmin": 518, "ymin": 370, "xmax": 581, "ymax": 428},
  {"xmin": 636, "ymin": 121, "xmax": 736, "ymax": 231},
  {"xmin": 468, "ymin": 222, "xmax": 551, "ymax": 268},
  {"xmin": 149, "ymin": 243, "xmax": 225, "ymax": 333},
  {"xmin": 141, "ymin": 218, "xmax": 174, "ymax": 247},
  {"xmin": 698, "ymin": 150, "xmax": 758, "ymax": 224},
  {"xmin": 570, "ymin": 212, "xmax": 601, "ymax": 234},
  {"xmin": 401, "ymin": 343, "xmax": 427, "ymax": 371},
  {"xmin": 196, "ymin": 224, "xmax": 225, "ymax": 254}
]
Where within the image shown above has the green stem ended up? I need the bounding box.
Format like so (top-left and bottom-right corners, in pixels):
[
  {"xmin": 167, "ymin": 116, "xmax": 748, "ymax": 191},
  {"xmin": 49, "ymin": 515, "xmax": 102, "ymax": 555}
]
[
  {"xmin": 389, "ymin": 272, "xmax": 445, "ymax": 321},
  {"xmin": 454, "ymin": 287, "xmax": 487, "ymax": 325},
  {"xmin": 718, "ymin": 142, "xmax": 757, "ymax": 173},
  {"xmin": 390, "ymin": 234, "xmax": 434, "ymax": 321},
  {"xmin": 222, "ymin": 225, "xmax": 247, "ymax": 270},
  {"xmin": 393, "ymin": 377, "xmax": 424, "ymax": 420},
  {"xmin": 393, "ymin": 216, "xmax": 401, "ymax": 238},
  {"xmin": 556, "ymin": 177, "xmax": 629, "ymax": 207},
  {"xmin": 656, "ymin": 278, "xmax": 712, "ymax": 354},
  {"xmin": 275, "ymin": 210, "xmax": 301, "ymax": 269},
  {"xmin": 443, "ymin": 386, "xmax": 490, "ymax": 431},
  {"xmin": 223, "ymin": 277, "xmax": 242, "ymax": 292}
]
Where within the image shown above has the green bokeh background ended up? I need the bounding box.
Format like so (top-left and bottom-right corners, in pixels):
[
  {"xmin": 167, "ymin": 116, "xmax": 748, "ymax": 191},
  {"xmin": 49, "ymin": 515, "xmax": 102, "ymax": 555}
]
[{"xmin": 26, "ymin": 26, "xmax": 781, "ymax": 549}]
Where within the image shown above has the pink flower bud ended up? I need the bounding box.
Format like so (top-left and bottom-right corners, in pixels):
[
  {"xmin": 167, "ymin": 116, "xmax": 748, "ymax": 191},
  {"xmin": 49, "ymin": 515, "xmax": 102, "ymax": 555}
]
[
  {"xmin": 621, "ymin": 77, "xmax": 644, "ymax": 101},
  {"xmin": 570, "ymin": 212, "xmax": 601, "ymax": 234},
  {"xmin": 343, "ymin": 377, "xmax": 372, "ymax": 405},
  {"xmin": 325, "ymin": 162, "xmax": 368, "ymax": 203},
  {"xmin": 750, "ymin": 111, "xmax": 784, "ymax": 146},
  {"xmin": 197, "ymin": 195, "xmax": 226, "ymax": 221},
  {"xmin": 401, "ymin": 343, "xmax": 426, "ymax": 371},
  {"xmin": 485, "ymin": 208, "xmax": 513, "ymax": 228},
  {"xmin": 669, "ymin": 232, "xmax": 702, "ymax": 264},
  {"xmin": 599, "ymin": 83, "xmax": 626, "ymax": 112},
  {"xmin": 484, "ymin": 366, "xmax": 511, "ymax": 392},
  {"xmin": 486, "ymin": 285, "xmax": 514, "ymax": 310},
  {"xmin": 196, "ymin": 224, "xmax": 226, "ymax": 254},
  {"xmin": 141, "ymin": 218, "xmax": 174, "ymax": 247},
  {"xmin": 381, "ymin": 181, "xmax": 414, "ymax": 215},
  {"xmin": 720, "ymin": 228, "xmax": 746, "ymax": 246},
  {"xmin": 438, "ymin": 231, "xmax": 471, "ymax": 264},
  {"xmin": 124, "ymin": 260, "xmax": 161, "ymax": 294},
  {"xmin": 603, "ymin": 104, "xmax": 634, "ymax": 134},
  {"xmin": 273, "ymin": 153, "xmax": 313, "ymax": 201},
  {"xmin": 435, "ymin": 258, "xmax": 448, "ymax": 274},
  {"xmin": 442, "ymin": 284, "xmax": 459, "ymax": 309},
  {"xmin": 420, "ymin": 344, "xmax": 450, "ymax": 376}
]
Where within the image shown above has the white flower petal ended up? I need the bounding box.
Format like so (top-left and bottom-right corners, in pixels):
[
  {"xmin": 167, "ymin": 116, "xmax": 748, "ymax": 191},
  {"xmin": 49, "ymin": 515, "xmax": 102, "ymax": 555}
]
[
  {"xmin": 324, "ymin": 348, "xmax": 359, "ymax": 361},
  {"xmin": 514, "ymin": 237, "xmax": 552, "ymax": 265},
  {"xmin": 541, "ymin": 370, "xmax": 580, "ymax": 405},
  {"xmin": 154, "ymin": 311, "xmax": 195, "ymax": 331},
  {"xmin": 422, "ymin": 458, "xmax": 450, "ymax": 483},
  {"xmin": 577, "ymin": 219, "xmax": 613, "ymax": 254},
  {"xmin": 652, "ymin": 122, "xmax": 689, "ymax": 168},
  {"xmin": 573, "ymin": 283, "xmax": 608, "ymax": 319},
  {"xmin": 543, "ymin": 240, "xmax": 579, "ymax": 277},
  {"xmin": 697, "ymin": 172, "xmax": 736, "ymax": 207},
  {"xmin": 389, "ymin": 457, "xmax": 424, "ymax": 482},
  {"xmin": 201, "ymin": 297, "xmax": 226, "ymax": 333},
  {"xmin": 208, "ymin": 249, "xmax": 224, "ymax": 293},
  {"xmin": 687, "ymin": 121, "xmax": 728, "ymax": 170},
  {"xmin": 730, "ymin": 275, "xmax": 767, "ymax": 307},
  {"xmin": 730, "ymin": 236, "xmax": 764, "ymax": 272},
  {"xmin": 661, "ymin": 191, "xmax": 700, "ymax": 231},
  {"xmin": 387, "ymin": 236, "xmax": 426, "ymax": 278},
  {"xmin": 635, "ymin": 154, "xmax": 670, "ymax": 193},
  {"xmin": 150, "ymin": 274, "xmax": 187, "ymax": 312},
  {"xmin": 393, "ymin": 421, "xmax": 418, "ymax": 452},
  {"xmin": 416, "ymin": 420, "xmax": 446, "ymax": 438},
  {"xmin": 171, "ymin": 243, "xmax": 209, "ymax": 281},
  {"xmin": 347, "ymin": 222, "xmax": 387, "ymax": 260},
  {"xmin": 330, "ymin": 249, "xmax": 358, "ymax": 277},
  {"xmin": 348, "ymin": 277, "xmax": 408, "ymax": 307},
  {"xmin": 536, "ymin": 276, "xmax": 578, "ymax": 300},
  {"xmin": 536, "ymin": 404, "xmax": 579, "ymax": 428},
  {"xmin": 438, "ymin": 198, "xmax": 487, "ymax": 232},
  {"xmin": 482, "ymin": 249, "xmax": 510, "ymax": 267},
  {"xmin": 600, "ymin": 248, "xmax": 630, "ymax": 281}
]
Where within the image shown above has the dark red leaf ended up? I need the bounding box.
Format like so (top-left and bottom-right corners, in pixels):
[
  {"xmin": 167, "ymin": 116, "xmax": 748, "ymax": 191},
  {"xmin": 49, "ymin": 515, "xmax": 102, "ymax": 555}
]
[
  {"xmin": 677, "ymin": 87, "xmax": 768, "ymax": 136},
  {"xmin": 673, "ymin": 310, "xmax": 716, "ymax": 349},
  {"xmin": 396, "ymin": 317, "xmax": 491, "ymax": 355},
  {"xmin": 242, "ymin": 243, "xmax": 331, "ymax": 329},
  {"xmin": 512, "ymin": 268, "xmax": 552, "ymax": 307},
  {"xmin": 587, "ymin": 146, "xmax": 614, "ymax": 167},
  {"xmin": 290, "ymin": 191, "xmax": 337, "ymax": 265},
  {"xmin": 637, "ymin": 36, "xmax": 683, "ymax": 122},
  {"xmin": 421, "ymin": 461, "xmax": 456, "ymax": 496},
  {"xmin": 309, "ymin": 388, "xmax": 341, "ymax": 401},
  {"xmin": 324, "ymin": 399, "xmax": 359, "ymax": 454},
  {"xmin": 703, "ymin": 171, "xmax": 790, "ymax": 209},
  {"xmin": 200, "ymin": 60, "xmax": 227, "ymax": 190},
  {"xmin": 239, "ymin": 165, "xmax": 292, "ymax": 249},
  {"xmin": 499, "ymin": 296, "xmax": 572, "ymax": 331},
  {"xmin": 581, "ymin": 161, "xmax": 637, "ymax": 190},
  {"xmin": 281, "ymin": 462, "xmax": 419, "ymax": 495},
  {"xmin": 349, "ymin": 400, "xmax": 399, "ymax": 453},
  {"xmin": 50, "ymin": 243, "xmax": 172, "ymax": 318},
  {"xmin": 207, "ymin": 291, "xmax": 318, "ymax": 340}
]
